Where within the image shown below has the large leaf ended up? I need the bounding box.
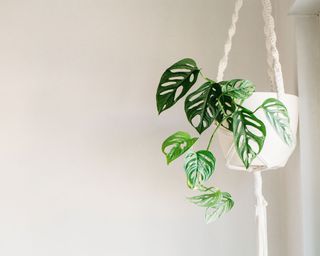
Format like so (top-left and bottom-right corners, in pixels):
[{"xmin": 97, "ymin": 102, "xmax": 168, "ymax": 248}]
[
  {"xmin": 184, "ymin": 150, "xmax": 215, "ymax": 189},
  {"xmin": 220, "ymin": 79, "xmax": 255, "ymax": 100},
  {"xmin": 261, "ymin": 98, "xmax": 293, "ymax": 146},
  {"xmin": 162, "ymin": 131, "xmax": 198, "ymax": 164},
  {"xmin": 189, "ymin": 191, "xmax": 234, "ymax": 223},
  {"xmin": 232, "ymin": 107, "xmax": 266, "ymax": 168},
  {"xmin": 184, "ymin": 82, "xmax": 221, "ymax": 134},
  {"xmin": 156, "ymin": 58, "xmax": 200, "ymax": 114}
]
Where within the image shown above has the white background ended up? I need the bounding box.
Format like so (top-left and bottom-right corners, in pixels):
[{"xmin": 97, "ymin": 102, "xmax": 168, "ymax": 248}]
[
  {"xmin": 293, "ymin": 0, "xmax": 320, "ymax": 254},
  {"xmin": 0, "ymin": 0, "xmax": 303, "ymax": 255}
]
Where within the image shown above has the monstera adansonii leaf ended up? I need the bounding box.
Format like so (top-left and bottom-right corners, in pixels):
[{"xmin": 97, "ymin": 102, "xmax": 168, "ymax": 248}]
[
  {"xmin": 185, "ymin": 82, "xmax": 222, "ymax": 134},
  {"xmin": 162, "ymin": 131, "xmax": 198, "ymax": 164},
  {"xmin": 261, "ymin": 98, "xmax": 293, "ymax": 146},
  {"xmin": 184, "ymin": 150, "xmax": 215, "ymax": 189},
  {"xmin": 220, "ymin": 79, "xmax": 255, "ymax": 100},
  {"xmin": 233, "ymin": 107, "xmax": 266, "ymax": 168},
  {"xmin": 189, "ymin": 191, "xmax": 234, "ymax": 223},
  {"xmin": 156, "ymin": 58, "xmax": 200, "ymax": 114}
]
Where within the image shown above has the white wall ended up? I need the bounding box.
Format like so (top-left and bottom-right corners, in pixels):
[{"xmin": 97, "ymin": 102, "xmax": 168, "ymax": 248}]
[
  {"xmin": 294, "ymin": 9, "xmax": 320, "ymax": 256},
  {"xmin": 0, "ymin": 0, "xmax": 300, "ymax": 255},
  {"xmin": 274, "ymin": 0, "xmax": 304, "ymax": 255}
]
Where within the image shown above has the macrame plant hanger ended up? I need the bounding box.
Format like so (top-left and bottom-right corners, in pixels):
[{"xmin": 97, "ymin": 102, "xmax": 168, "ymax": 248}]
[{"xmin": 216, "ymin": 0, "xmax": 285, "ymax": 256}]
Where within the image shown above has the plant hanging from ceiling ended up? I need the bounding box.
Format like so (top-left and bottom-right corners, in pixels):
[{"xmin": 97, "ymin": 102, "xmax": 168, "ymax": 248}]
[{"xmin": 156, "ymin": 58, "xmax": 293, "ymax": 223}]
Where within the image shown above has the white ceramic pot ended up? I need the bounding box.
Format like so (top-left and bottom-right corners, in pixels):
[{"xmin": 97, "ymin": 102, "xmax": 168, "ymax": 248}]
[{"xmin": 218, "ymin": 92, "xmax": 299, "ymax": 171}]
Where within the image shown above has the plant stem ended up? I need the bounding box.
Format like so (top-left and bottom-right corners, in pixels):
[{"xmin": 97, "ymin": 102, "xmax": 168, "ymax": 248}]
[
  {"xmin": 206, "ymin": 115, "xmax": 232, "ymax": 151},
  {"xmin": 199, "ymin": 70, "xmax": 214, "ymax": 83},
  {"xmin": 253, "ymin": 105, "xmax": 262, "ymax": 113},
  {"xmin": 199, "ymin": 70, "xmax": 206, "ymax": 79},
  {"xmin": 196, "ymin": 183, "xmax": 216, "ymax": 193},
  {"xmin": 206, "ymin": 122, "xmax": 222, "ymax": 151}
]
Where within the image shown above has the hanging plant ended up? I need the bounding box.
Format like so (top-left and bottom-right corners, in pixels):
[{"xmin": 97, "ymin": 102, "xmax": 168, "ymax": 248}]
[{"xmin": 156, "ymin": 58, "xmax": 293, "ymax": 223}]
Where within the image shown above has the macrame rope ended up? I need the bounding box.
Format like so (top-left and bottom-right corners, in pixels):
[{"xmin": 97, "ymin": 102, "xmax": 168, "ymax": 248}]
[
  {"xmin": 216, "ymin": 0, "xmax": 243, "ymax": 82},
  {"xmin": 261, "ymin": 0, "xmax": 285, "ymax": 99},
  {"xmin": 263, "ymin": 15, "xmax": 276, "ymax": 91}
]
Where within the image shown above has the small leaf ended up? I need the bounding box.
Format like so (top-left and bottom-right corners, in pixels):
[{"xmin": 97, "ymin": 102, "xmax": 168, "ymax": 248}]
[
  {"xmin": 184, "ymin": 82, "xmax": 221, "ymax": 134},
  {"xmin": 156, "ymin": 58, "xmax": 200, "ymax": 114},
  {"xmin": 261, "ymin": 98, "xmax": 293, "ymax": 146},
  {"xmin": 162, "ymin": 131, "xmax": 198, "ymax": 164},
  {"xmin": 233, "ymin": 107, "xmax": 266, "ymax": 168},
  {"xmin": 189, "ymin": 191, "xmax": 234, "ymax": 223},
  {"xmin": 220, "ymin": 79, "xmax": 255, "ymax": 100},
  {"xmin": 205, "ymin": 192, "xmax": 234, "ymax": 223},
  {"xmin": 184, "ymin": 150, "xmax": 215, "ymax": 189}
]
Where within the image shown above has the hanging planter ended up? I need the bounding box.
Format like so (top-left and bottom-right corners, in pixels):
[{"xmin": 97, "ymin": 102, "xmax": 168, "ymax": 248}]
[
  {"xmin": 156, "ymin": 59, "xmax": 296, "ymax": 220},
  {"xmin": 155, "ymin": 0, "xmax": 298, "ymax": 255}
]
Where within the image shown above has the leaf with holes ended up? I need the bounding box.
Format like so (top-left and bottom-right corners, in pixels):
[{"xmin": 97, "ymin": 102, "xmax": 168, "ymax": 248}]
[
  {"xmin": 220, "ymin": 79, "xmax": 255, "ymax": 100},
  {"xmin": 156, "ymin": 58, "xmax": 200, "ymax": 114},
  {"xmin": 189, "ymin": 191, "xmax": 234, "ymax": 223},
  {"xmin": 184, "ymin": 150, "xmax": 215, "ymax": 189},
  {"xmin": 184, "ymin": 82, "xmax": 223, "ymax": 134},
  {"xmin": 261, "ymin": 98, "xmax": 293, "ymax": 146},
  {"xmin": 162, "ymin": 131, "xmax": 198, "ymax": 164},
  {"xmin": 233, "ymin": 107, "xmax": 266, "ymax": 168},
  {"xmin": 204, "ymin": 192, "xmax": 234, "ymax": 223}
]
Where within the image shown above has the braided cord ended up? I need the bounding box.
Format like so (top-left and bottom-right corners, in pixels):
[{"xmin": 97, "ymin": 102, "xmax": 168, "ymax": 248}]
[
  {"xmin": 216, "ymin": 0, "xmax": 243, "ymax": 82},
  {"xmin": 261, "ymin": 0, "xmax": 285, "ymax": 98}
]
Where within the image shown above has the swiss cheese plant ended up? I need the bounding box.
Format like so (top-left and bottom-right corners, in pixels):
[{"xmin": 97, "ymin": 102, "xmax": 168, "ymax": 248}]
[{"xmin": 156, "ymin": 58, "xmax": 293, "ymax": 223}]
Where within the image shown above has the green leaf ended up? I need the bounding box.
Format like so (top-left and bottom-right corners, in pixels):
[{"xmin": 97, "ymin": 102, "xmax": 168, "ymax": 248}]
[
  {"xmin": 162, "ymin": 131, "xmax": 198, "ymax": 164},
  {"xmin": 232, "ymin": 107, "xmax": 266, "ymax": 168},
  {"xmin": 156, "ymin": 58, "xmax": 200, "ymax": 114},
  {"xmin": 189, "ymin": 191, "xmax": 234, "ymax": 223},
  {"xmin": 220, "ymin": 79, "xmax": 255, "ymax": 100},
  {"xmin": 205, "ymin": 192, "xmax": 234, "ymax": 223},
  {"xmin": 184, "ymin": 150, "xmax": 215, "ymax": 189},
  {"xmin": 184, "ymin": 82, "xmax": 221, "ymax": 134},
  {"xmin": 189, "ymin": 190, "xmax": 221, "ymax": 208},
  {"xmin": 261, "ymin": 98, "xmax": 293, "ymax": 146}
]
